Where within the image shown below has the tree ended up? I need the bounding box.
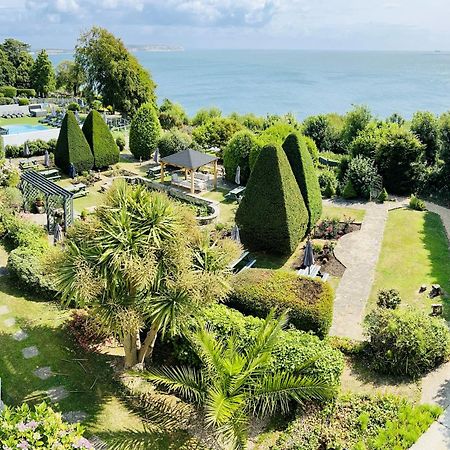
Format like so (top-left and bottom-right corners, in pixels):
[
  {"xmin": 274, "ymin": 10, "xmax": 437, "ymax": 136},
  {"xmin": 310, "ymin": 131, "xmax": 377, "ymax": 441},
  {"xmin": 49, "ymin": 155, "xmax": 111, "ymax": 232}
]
[
  {"xmin": 410, "ymin": 111, "xmax": 440, "ymax": 166},
  {"xmin": 191, "ymin": 107, "xmax": 222, "ymax": 126},
  {"xmin": 82, "ymin": 110, "xmax": 119, "ymax": 169},
  {"xmin": 0, "ymin": 48, "xmax": 16, "ymax": 86},
  {"xmin": 75, "ymin": 27, "xmax": 156, "ymax": 115},
  {"xmin": 129, "ymin": 103, "xmax": 161, "ymax": 159},
  {"xmin": 439, "ymin": 112, "xmax": 450, "ymax": 178},
  {"xmin": 342, "ymin": 155, "xmax": 380, "ymax": 199},
  {"xmin": 341, "ymin": 105, "xmax": 372, "ymax": 148},
  {"xmin": 158, "ymin": 98, "xmax": 188, "ymax": 129},
  {"xmin": 54, "ymin": 181, "xmax": 240, "ymax": 368},
  {"xmin": 192, "ymin": 117, "xmax": 243, "ymax": 151},
  {"xmin": 158, "ymin": 129, "xmax": 193, "ymax": 158},
  {"xmin": 56, "ymin": 60, "xmax": 85, "ymax": 96},
  {"xmin": 30, "ymin": 49, "xmax": 55, "ymax": 97},
  {"xmin": 0, "ymin": 38, "xmax": 30, "ymax": 67},
  {"xmin": 54, "ymin": 111, "xmax": 94, "ymax": 174},
  {"xmin": 144, "ymin": 311, "xmax": 332, "ymax": 449},
  {"xmin": 15, "ymin": 51, "xmax": 34, "ymax": 88},
  {"xmin": 282, "ymin": 133, "xmax": 322, "ymax": 230},
  {"xmin": 236, "ymin": 144, "xmax": 308, "ymax": 255}
]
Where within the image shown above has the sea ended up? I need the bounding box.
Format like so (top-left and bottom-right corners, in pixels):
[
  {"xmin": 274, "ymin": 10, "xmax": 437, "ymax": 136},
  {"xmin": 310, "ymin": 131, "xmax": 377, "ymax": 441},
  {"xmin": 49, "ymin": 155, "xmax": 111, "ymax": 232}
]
[{"xmin": 50, "ymin": 50, "xmax": 450, "ymax": 120}]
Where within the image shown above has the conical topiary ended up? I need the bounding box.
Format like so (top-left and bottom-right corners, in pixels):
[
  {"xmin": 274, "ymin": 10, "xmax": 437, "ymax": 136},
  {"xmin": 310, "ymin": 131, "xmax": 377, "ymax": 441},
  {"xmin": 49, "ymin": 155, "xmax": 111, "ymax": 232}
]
[
  {"xmin": 82, "ymin": 110, "xmax": 119, "ymax": 169},
  {"xmin": 283, "ymin": 133, "xmax": 322, "ymax": 230},
  {"xmin": 342, "ymin": 179, "xmax": 358, "ymax": 199},
  {"xmin": 54, "ymin": 111, "xmax": 93, "ymax": 174},
  {"xmin": 235, "ymin": 144, "xmax": 309, "ymax": 255}
]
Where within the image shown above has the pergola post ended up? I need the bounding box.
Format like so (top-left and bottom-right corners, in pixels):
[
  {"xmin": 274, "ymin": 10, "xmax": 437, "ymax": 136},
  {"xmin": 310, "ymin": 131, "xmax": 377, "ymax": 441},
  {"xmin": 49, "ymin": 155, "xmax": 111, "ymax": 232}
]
[
  {"xmin": 160, "ymin": 162, "xmax": 165, "ymax": 183},
  {"xmin": 213, "ymin": 160, "xmax": 218, "ymax": 189},
  {"xmin": 190, "ymin": 170, "xmax": 195, "ymax": 194}
]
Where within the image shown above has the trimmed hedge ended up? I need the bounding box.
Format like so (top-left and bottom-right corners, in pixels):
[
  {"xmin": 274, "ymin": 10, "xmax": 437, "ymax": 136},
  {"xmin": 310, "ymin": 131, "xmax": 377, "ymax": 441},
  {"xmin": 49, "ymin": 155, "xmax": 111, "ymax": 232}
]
[
  {"xmin": 236, "ymin": 144, "xmax": 308, "ymax": 255},
  {"xmin": 82, "ymin": 110, "xmax": 119, "ymax": 169},
  {"xmin": 229, "ymin": 268, "xmax": 334, "ymax": 337},
  {"xmin": 54, "ymin": 111, "xmax": 94, "ymax": 174},
  {"xmin": 4, "ymin": 139, "xmax": 57, "ymax": 158},
  {"xmin": 17, "ymin": 88, "xmax": 36, "ymax": 97},
  {"xmin": 0, "ymin": 85, "xmax": 17, "ymax": 98},
  {"xmin": 129, "ymin": 103, "xmax": 161, "ymax": 159},
  {"xmin": 283, "ymin": 133, "xmax": 322, "ymax": 230}
]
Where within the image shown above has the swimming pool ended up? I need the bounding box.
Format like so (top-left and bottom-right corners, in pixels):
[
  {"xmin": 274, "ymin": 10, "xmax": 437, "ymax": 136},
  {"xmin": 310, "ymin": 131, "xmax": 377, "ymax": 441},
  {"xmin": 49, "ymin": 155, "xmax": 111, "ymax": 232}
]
[{"xmin": 3, "ymin": 124, "xmax": 49, "ymax": 135}]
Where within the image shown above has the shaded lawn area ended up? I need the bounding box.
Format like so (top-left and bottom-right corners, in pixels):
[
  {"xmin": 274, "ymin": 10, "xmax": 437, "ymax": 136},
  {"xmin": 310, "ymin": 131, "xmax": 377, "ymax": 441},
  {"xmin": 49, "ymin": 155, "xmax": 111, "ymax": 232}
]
[
  {"xmin": 321, "ymin": 205, "xmax": 366, "ymax": 223},
  {"xmin": 369, "ymin": 208, "xmax": 450, "ymax": 319}
]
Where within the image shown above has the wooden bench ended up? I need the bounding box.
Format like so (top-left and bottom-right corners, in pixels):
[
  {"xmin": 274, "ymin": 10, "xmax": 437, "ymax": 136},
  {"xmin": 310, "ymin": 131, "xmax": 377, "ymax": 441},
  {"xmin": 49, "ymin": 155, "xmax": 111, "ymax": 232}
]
[{"xmin": 225, "ymin": 186, "xmax": 246, "ymax": 201}]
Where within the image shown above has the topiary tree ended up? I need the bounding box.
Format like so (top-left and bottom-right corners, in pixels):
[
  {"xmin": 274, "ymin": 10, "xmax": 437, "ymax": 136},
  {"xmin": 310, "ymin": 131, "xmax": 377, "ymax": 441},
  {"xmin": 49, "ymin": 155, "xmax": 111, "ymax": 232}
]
[
  {"xmin": 342, "ymin": 179, "xmax": 358, "ymax": 199},
  {"xmin": 236, "ymin": 144, "xmax": 308, "ymax": 255},
  {"xmin": 282, "ymin": 133, "xmax": 322, "ymax": 230},
  {"xmin": 54, "ymin": 111, "xmax": 94, "ymax": 174},
  {"xmin": 129, "ymin": 103, "xmax": 161, "ymax": 160},
  {"xmin": 82, "ymin": 110, "xmax": 119, "ymax": 169}
]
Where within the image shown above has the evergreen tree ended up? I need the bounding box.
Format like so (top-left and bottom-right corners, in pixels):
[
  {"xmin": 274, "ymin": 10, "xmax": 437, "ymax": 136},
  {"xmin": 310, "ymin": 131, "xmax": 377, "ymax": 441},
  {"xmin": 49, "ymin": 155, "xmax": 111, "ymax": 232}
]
[
  {"xmin": 30, "ymin": 50, "xmax": 55, "ymax": 97},
  {"xmin": 129, "ymin": 103, "xmax": 161, "ymax": 159}
]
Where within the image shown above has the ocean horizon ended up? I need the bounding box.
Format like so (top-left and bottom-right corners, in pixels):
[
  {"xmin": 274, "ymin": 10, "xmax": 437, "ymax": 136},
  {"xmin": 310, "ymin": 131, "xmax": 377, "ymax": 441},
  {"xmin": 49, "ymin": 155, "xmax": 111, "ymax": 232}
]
[{"xmin": 51, "ymin": 49, "xmax": 450, "ymax": 119}]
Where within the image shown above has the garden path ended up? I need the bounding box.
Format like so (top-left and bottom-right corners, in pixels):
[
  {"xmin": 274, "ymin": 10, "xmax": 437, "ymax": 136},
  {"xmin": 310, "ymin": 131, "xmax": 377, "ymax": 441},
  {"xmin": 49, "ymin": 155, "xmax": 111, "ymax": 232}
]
[{"xmin": 326, "ymin": 198, "xmax": 407, "ymax": 340}]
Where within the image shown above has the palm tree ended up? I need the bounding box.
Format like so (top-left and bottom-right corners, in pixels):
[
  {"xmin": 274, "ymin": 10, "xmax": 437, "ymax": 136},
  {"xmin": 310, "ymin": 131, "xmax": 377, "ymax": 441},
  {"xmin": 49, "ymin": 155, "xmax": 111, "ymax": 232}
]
[
  {"xmin": 141, "ymin": 311, "xmax": 334, "ymax": 449},
  {"xmin": 54, "ymin": 180, "xmax": 241, "ymax": 368}
]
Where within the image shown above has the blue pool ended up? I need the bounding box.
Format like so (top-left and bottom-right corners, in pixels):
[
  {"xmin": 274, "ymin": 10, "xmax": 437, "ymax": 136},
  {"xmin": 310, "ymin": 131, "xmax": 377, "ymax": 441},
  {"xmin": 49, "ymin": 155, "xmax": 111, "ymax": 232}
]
[{"xmin": 4, "ymin": 124, "xmax": 48, "ymax": 135}]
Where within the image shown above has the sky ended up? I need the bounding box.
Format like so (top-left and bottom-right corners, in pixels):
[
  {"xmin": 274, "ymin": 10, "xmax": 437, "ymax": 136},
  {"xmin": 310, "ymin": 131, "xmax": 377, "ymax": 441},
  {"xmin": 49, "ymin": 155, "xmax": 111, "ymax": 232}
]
[{"xmin": 2, "ymin": 0, "xmax": 450, "ymax": 50}]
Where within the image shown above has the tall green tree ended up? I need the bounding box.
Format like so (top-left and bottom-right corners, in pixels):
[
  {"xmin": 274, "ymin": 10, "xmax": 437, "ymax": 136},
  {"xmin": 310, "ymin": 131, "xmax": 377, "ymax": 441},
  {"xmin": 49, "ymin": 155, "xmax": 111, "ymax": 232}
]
[
  {"xmin": 75, "ymin": 27, "xmax": 156, "ymax": 115},
  {"xmin": 56, "ymin": 60, "xmax": 85, "ymax": 96},
  {"xmin": 54, "ymin": 181, "xmax": 240, "ymax": 368},
  {"xmin": 0, "ymin": 49, "xmax": 16, "ymax": 86},
  {"xmin": 129, "ymin": 103, "xmax": 161, "ymax": 159},
  {"xmin": 341, "ymin": 105, "xmax": 372, "ymax": 148},
  {"xmin": 30, "ymin": 49, "xmax": 55, "ymax": 97},
  {"xmin": 410, "ymin": 111, "xmax": 440, "ymax": 166},
  {"xmin": 15, "ymin": 51, "xmax": 34, "ymax": 88},
  {"xmin": 0, "ymin": 38, "xmax": 30, "ymax": 67},
  {"xmin": 158, "ymin": 98, "xmax": 188, "ymax": 129},
  {"xmin": 0, "ymin": 39, "xmax": 33, "ymax": 89}
]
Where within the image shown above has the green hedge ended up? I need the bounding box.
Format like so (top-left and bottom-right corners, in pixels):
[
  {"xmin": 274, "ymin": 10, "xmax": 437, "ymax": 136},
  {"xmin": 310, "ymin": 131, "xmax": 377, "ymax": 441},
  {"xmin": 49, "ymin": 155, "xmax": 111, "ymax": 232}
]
[
  {"xmin": 236, "ymin": 144, "xmax": 308, "ymax": 255},
  {"xmin": 229, "ymin": 268, "xmax": 334, "ymax": 337},
  {"xmin": 82, "ymin": 110, "xmax": 119, "ymax": 169},
  {"xmin": 54, "ymin": 111, "xmax": 94, "ymax": 174},
  {"xmin": 4, "ymin": 139, "xmax": 57, "ymax": 158},
  {"xmin": 129, "ymin": 103, "xmax": 161, "ymax": 159},
  {"xmin": 283, "ymin": 133, "xmax": 322, "ymax": 230},
  {"xmin": 17, "ymin": 88, "xmax": 36, "ymax": 97},
  {"xmin": 0, "ymin": 85, "xmax": 17, "ymax": 98}
]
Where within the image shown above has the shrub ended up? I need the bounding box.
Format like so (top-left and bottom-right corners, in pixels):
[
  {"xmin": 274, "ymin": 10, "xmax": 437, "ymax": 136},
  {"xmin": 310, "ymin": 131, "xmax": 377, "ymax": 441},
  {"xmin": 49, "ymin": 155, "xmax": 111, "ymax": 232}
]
[
  {"xmin": 192, "ymin": 117, "xmax": 243, "ymax": 151},
  {"xmin": 17, "ymin": 88, "xmax": 36, "ymax": 97},
  {"xmin": 283, "ymin": 133, "xmax": 322, "ymax": 229},
  {"xmin": 410, "ymin": 111, "xmax": 440, "ymax": 165},
  {"xmin": 115, "ymin": 134, "xmax": 126, "ymax": 151},
  {"xmin": 67, "ymin": 310, "xmax": 110, "ymax": 352},
  {"xmin": 82, "ymin": 110, "xmax": 119, "ymax": 169},
  {"xmin": 223, "ymin": 129, "xmax": 260, "ymax": 184},
  {"xmin": 0, "ymin": 402, "xmax": 91, "ymax": 449},
  {"xmin": 303, "ymin": 135, "xmax": 319, "ymax": 166},
  {"xmin": 342, "ymin": 155, "xmax": 380, "ymax": 199},
  {"xmin": 342, "ymin": 179, "xmax": 358, "ymax": 199},
  {"xmin": 129, "ymin": 103, "xmax": 161, "ymax": 159},
  {"xmin": 235, "ymin": 144, "xmax": 308, "ymax": 255},
  {"xmin": 0, "ymin": 211, "xmax": 47, "ymax": 248},
  {"xmin": 0, "ymin": 164, "xmax": 20, "ymax": 187},
  {"xmin": 378, "ymin": 187, "xmax": 388, "ymax": 203},
  {"xmin": 18, "ymin": 97, "xmax": 29, "ymax": 106},
  {"xmin": 67, "ymin": 101, "xmax": 80, "ymax": 111},
  {"xmin": 158, "ymin": 98, "xmax": 188, "ymax": 129},
  {"xmin": 191, "ymin": 107, "xmax": 222, "ymax": 126},
  {"xmin": 0, "ymin": 187, "xmax": 22, "ymax": 209},
  {"xmin": 54, "ymin": 111, "xmax": 94, "ymax": 174},
  {"xmin": 409, "ymin": 195, "xmax": 426, "ymax": 211},
  {"xmin": 302, "ymin": 114, "xmax": 344, "ymax": 153},
  {"xmin": 318, "ymin": 169, "xmax": 337, "ymax": 198},
  {"xmin": 4, "ymin": 139, "xmax": 57, "ymax": 158},
  {"xmin": 229, "ymin": 269, "xmax": 334, "ymax": 337},
  {"xmin": 377, "ymin": 289, "xmax": 402, "ymax": 309},
  {"xmin": 157, "ymin": 128, "xmax": 192, "ymax": 158},
  {"xmin": 0, "ymin": 85, "xmax": 17, "ymax": 98},
  {"xmin": 341, "ymin": 104, "xmax": 372, "ymax": 147},
  {"xmin": 0, "ymin": 97, "xmax": 13, "ymax": 105},
  {"xmin": 365, "ymin": 308, "xmax": 450, "ymax": 377}
]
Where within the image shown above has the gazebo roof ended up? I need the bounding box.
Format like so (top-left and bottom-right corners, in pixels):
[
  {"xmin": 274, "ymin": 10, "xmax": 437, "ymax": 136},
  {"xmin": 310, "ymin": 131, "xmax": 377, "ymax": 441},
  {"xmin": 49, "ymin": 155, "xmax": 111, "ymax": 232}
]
[{"xmin": 160, "ymin": 148, "xmax": 218, "ymax": 170}]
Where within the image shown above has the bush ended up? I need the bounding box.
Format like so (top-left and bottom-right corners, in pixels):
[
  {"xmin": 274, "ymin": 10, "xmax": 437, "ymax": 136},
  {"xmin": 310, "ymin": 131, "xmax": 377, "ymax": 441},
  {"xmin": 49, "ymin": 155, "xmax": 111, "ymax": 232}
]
[
  {"xmin": 342, "ymin": 179, "xmax": 358, "ymax": 199},
  {"xmin": 302, "ymin": 114, "xmax": 344, "ymax": 153},
  {"xmin": 157, "ymin": 128, "xmax": 192, "ymax": 158},
  {"xmin": 54, "ymin": 111, "xmax": 94, "ymax": 174},
  {"xmin": 223, "ymin": 129, "xmax": 260, "ymax": 184},
  {"xmin": 303, "ymin": 135, "xmax": 319, "ymax": 166},
  {"xmin": 67, "ymin": 310, "xmax": 110, "ymax": 352},
  {"xmin": 115, "ymin": 134, "xmax": 126, "ymax": 151},
  {"xmin": 229, "ymin": 269, "xmax": 334, "ymax": 337},
  {"xmin": 0, "ymin": 97, "xmax": 13, "ymax": 105},
  {"xmin": 342, "ymin": 155, "xmax": 380, "ymax": 199},
  {"xmin": 0, "ymin": 85, "xmax": 17, "ymax": 98},
  {"xmin": 191, "ymin": 107, "xmax": 222, "ymax": 126},
  {"xmin": 365, "ymin": 308, "xmax": 450, "ymax": 377},
  {"xmin": 129, "ymin": 103, "xmax": 161, "ymax": 159},
  {"xmin": 410, "ymin": 111, "xmax": 439, "ymax": 165},
  {"xmin": 158, "ymin": 98, "xmax": 188, "ymax": 129},
  {"xmin": 283, "ymin": 133, "xmax": 322, "ymax": 229},
  {"xmin": 0, "ymin": 163, "xmax": 20, "ymax": 187},
  {"xmin": 0, "ymin": 187, "xmax": 22, "ymax": 210},
  {"xmin": 0, "ymin": 402, "xmax": 91, "ymax": 449},
  {"xmin": 17, "ymin": 88, "xmax": 36, "ymax": 97},
  {"xmin": 192, "ymin": 117, "xmax": 243, "ymax": 151},
  {"xmin": 378, "ymin": 187, "xmax": 388, "ymax": 203},
  {"xmin": 4, "ymin": 138, "xmax": 57, "ymax": 158},
  {"xmin": 409, "ymin": 195, "xmax": 426, "ymax": 211},
  {"xmin": 67, "ymin": 101, "xmax": 80, "ymax": 111},
  {"xmin": 82, "ymin": 110, "xmax": 119, "ymax": 169},
  {"xmin": 0, "ymin": 211, "xmax": 47, "ymax": 248},
  {"xmin": 341, "ymin": 104, "xmax": 372, "ymax": 147},
  {"xmin": 377, "ymin": 289, "xmax": 401, "ymax": 309},
  {"xmin": 236, "ymin": 144, "xmax": 308, "ymax": 255},
  {"xmin": 318, "ymin": 169, "xmax": 337, "ymax": 198},
  {"xmin": 18, "ymin": 97, "xmax": 29, "ymax": 106}
]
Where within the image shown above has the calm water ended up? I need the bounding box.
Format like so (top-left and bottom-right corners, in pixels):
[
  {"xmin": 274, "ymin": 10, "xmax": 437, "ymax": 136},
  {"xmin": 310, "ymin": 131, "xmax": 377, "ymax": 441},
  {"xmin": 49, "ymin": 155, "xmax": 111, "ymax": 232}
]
[
  {"xmin": 5, "ymin": 124, "xmax": 48, "ymax": 134},
  {"xmin": 51, "ymin": 50, "xmax": 450, "ymax": 119}
]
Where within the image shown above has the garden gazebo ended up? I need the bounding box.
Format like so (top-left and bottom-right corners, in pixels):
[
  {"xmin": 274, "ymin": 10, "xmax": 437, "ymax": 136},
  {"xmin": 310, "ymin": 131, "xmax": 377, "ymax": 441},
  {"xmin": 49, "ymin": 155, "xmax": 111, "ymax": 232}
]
[
  {"xmin": 20, "ymin": 171, "xmax": 74, "ymax": 233},
  {"xmin": 160, "ymin": 148, "xmax": 219, "ymax": 194}
]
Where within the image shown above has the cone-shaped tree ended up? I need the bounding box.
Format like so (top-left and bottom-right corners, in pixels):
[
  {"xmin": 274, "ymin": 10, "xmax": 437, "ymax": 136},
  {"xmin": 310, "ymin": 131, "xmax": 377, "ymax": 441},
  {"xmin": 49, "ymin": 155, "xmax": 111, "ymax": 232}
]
[
  {"xmin": 54, "ymin": 111, "xmax": 94, "ymax": 174},
  {"xmin": 82, "ymin": 110, "xmax": 120, "ymax": 169},
  {"xmin": 283, "ymin": 133, "xmax": 322, "ymax": 230},
  {"xmin": 236, "ymin": 144, "xmax": 308, "ymax": 255},
  {"xmin": 129, "ymin": 103, "xmax": 161, "ymax": 160}
]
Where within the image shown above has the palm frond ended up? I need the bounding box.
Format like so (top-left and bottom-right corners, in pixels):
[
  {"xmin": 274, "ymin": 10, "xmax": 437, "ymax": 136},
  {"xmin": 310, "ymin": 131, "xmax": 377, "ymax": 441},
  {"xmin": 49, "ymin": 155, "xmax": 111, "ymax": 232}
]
[{"xmin": 204, "ymin": 386, "xmax": 246, "ymax": 428}]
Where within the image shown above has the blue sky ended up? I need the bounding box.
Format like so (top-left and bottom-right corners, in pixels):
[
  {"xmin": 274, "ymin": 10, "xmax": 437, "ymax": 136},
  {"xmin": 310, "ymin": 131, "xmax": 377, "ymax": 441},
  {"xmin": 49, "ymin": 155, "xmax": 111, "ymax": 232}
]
[{"xmin": 1, "ymin": 0, "xmax": 450, "ymax": 50}]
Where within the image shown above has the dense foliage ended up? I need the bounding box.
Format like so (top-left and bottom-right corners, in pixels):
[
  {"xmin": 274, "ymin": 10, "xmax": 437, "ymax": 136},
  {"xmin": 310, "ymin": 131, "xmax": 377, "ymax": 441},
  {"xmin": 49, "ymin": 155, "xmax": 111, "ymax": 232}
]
[
  {"xmin": 55, "ymin": 60, "xmax": 85, "ymax": 96},
  {"xmin": 4, "ymin": 139, "xmax": 57, "ymax": 158},
  {"xmin": 342, "ymin": 155, "xmax": 380, "ymax": 199},
  {"xmin": 54, "ymin": 111, "xmax": 94, "ymax": 174},
  {"xmin": 82, "ymin": 110, "xmax": 120, "ymax": 169},
  {"xmin": 302, "ymin": 114, "xmax": 344, "ymax": 153},
  {"xmin": 411, "ymin": 111, "xmax": 440, "ymax": 165},
  {"xmin": 236, "ymin": 144, "xmax": 308, "ymax": 255},
  {"xmin": 376, "ymin": 289, "xmax": 402, "ymax": 309},
  {"xmin": 191, "ymin": 107, "xmax": 222, "ymax": 126},
  {"xmin": 365, "ymin": 308, "xmax": 450, "ymax": 377},
  {"xmin": 0, "ymin": 39, "xmax": 33, "ymax": 88},
  {"xmin": 129, "ymin": 103, "xmax": 161, "ymax": 159},
  {"xmin": 158, "ymin": 128, "xmax": 193, "ymax": 158},
  {"xmin": 318, "ymin": 168, "xmax": 338, "ymax": 198},
  {"xmin": 229, "ymin": 269, "xmax": 334, "ymax": 337},
  {"xmin": 30, "ymin": 49, "xmax": 55, "ymax": 97},
  {"xmin": 283, "ymin": 133, "xmax": 322, "ymax": 229},
  {"xmin": 158, "ymin": 98, "xmax": 189, "ymax": 129},
  {"xmin": 192, "ymin": 117, "xmax": 243, "ymax": 151}
]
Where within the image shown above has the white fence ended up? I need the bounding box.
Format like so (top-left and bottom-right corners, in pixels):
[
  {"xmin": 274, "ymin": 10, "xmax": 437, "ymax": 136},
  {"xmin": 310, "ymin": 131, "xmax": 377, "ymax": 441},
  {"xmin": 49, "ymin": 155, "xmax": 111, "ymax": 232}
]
[{"xmin": 1, "ymin": 129, "xmax": 60, "ymax": 149}]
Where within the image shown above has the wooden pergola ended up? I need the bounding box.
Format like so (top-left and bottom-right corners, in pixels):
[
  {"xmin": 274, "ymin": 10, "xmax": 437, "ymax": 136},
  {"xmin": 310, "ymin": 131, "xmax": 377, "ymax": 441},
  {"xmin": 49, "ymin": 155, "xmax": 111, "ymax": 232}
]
[{"xmin": 160, "ymin": 148, "xmax": 219, "ymax": 194}]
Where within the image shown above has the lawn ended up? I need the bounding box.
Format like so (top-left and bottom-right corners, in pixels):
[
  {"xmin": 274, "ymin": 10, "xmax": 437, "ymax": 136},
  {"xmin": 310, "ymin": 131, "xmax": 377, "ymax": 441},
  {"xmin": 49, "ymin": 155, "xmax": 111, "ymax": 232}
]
[
  {"xmin": 201, "ymin": 188, "xmax": 238, "ymax": 225},
  {"xmin": 369, "ymin": 208, "xmax": 450, "ymax": 318},
  {"xmin": 0, "ymin": 116, "xmax": 51, "ymax": 128},
  {"xmin": 321, "ymin": 204, "xmax": 366, "ymax": 223}
]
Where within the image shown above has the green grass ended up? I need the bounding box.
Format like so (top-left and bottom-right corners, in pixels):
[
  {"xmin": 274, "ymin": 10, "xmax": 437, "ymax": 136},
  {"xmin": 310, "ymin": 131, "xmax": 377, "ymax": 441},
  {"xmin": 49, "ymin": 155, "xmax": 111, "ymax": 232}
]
[
  {"xmin": 57, "ymin": 178, "xmax": 106, "ymax": 213},
  {"xmin": 0, "ymin": 116, "xmax": 51, "ymax": 128},
  {"xmin": 321, "ymin": 205, "xmax": 366, "ymax": 223},
  {"xmin": 369, "ymin": 208, "xmax": 450, "ymax": 318},
  {"xmin": 201, "ymin": 189, "xmax": 238, "ymax": 226}
]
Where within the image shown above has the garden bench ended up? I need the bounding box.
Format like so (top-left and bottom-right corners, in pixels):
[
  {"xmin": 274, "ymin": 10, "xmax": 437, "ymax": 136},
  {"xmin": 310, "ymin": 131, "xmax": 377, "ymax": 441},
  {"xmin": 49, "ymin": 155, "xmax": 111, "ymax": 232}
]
[
  {"xmin": 19, "ymin": 160, "xmax": 38, "ymax": 170},
  {"xmin": 298, "ymin": 265, "xmax": 321, "ymax": 278},
  {"xmin": 225, "ymin": 186, "xmax": 246, "ymax": 201},
  {"xmin": 47, "ymin": 175, "xmax": 61, "ymax": 181},
  {"xmin": 228, "ymin": 251, "xmax": 249, "ymax": 270},
  {"xmin": 239, "ymin": 259, "xmax": 257, "ymax": 272}
]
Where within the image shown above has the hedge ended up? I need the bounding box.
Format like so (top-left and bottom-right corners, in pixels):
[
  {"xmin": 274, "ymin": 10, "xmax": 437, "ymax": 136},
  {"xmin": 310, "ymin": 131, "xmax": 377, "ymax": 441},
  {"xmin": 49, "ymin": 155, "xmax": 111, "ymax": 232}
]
[
  {"xmin": 4, "ymin": 139, "xmax": 56, "ymax": 158},
  {"xmin": 82, "ymin": 110, "xmax": 119, "ymax": 169},
  {"xmin": 170, "ymin": 303, "xmax": 343, "ymax": 389},
  {"xmin": 129, "ymin": 103, "xmax": 161, "ymax": 159},
  {"xmin": 54, "ymin": 111, "xmax": 94, "ymax": 174},
  {"xmin": 283, "ymin": 133, "xmax": 322, "ymax": 230},
  {"xmin": 0, "ymin": 85, "xmax": 17, "ymax": 98},
  {"xmin": 228, "ymin": 269, "xmax": 334, "ymax": 337},
  {"xmin": 17, "ymin": 88, "xmax": 36, "ymax": 97},
  {"xmin": 236, "ymin": 144, "xmax": 308, "ymax": 255},
  {"xmin": 0, "ymin": 97, "xmax": 13, "ymax": 105}
]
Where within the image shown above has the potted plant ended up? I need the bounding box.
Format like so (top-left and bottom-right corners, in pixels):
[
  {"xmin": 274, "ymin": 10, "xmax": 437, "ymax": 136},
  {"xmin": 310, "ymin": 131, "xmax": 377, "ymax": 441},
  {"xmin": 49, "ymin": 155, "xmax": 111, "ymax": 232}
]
[{"xmin": 35, "ymin": 195, "xmax": 44, "ymax": 207}]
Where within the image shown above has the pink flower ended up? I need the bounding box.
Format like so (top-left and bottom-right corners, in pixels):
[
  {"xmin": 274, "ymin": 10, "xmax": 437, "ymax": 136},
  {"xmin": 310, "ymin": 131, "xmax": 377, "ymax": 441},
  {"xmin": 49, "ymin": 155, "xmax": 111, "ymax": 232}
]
[
  {"xmin": 16, "ymin": 441, "xmax": 29, "ymax": 450},
  {"xmin": 72, "ymin": 438, "xmax": 93, "ymax": 449},
  {"xmin": 16, "ymin": 422, "xmax": 27, "ymax": 432}
]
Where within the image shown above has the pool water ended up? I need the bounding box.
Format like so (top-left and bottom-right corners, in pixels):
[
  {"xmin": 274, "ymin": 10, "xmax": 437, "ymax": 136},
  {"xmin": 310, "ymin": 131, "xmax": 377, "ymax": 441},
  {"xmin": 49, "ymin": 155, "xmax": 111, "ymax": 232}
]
[{"xmin": 4, "ymin": 124, "xmax": 48, "ymax": 135}]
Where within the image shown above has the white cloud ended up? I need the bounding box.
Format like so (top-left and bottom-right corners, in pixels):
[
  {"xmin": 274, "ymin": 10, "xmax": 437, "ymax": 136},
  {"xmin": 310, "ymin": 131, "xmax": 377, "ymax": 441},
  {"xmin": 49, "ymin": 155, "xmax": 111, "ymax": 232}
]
[{"xmin": 54, "ymin": 0, "xmax": 79, "ymax": 13}]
